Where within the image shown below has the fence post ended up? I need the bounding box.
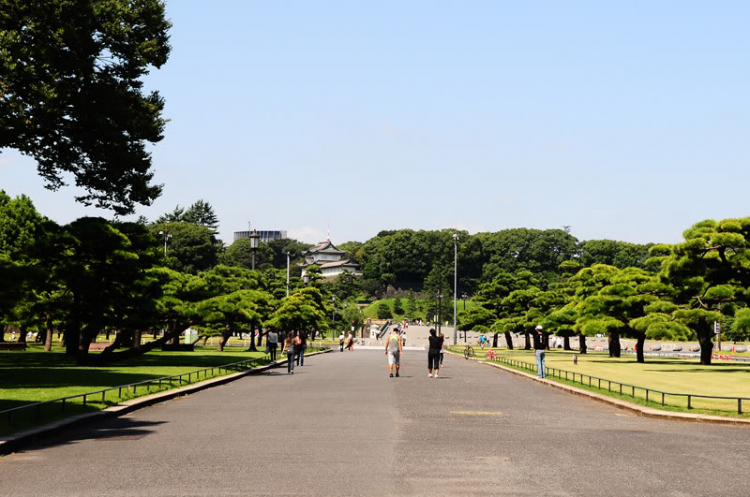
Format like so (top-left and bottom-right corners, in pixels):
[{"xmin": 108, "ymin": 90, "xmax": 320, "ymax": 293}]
[
  {"xmin": 102, "ymin": 391, "xmax": 105, "ymax": 402},
  {"xmin": 687, "ymin": 395, "xmax": 691, "ymax": 409},
  {"xmin": 739, "ymin": 399, "xmax": 742, "ymax": 415},
  {"xmin": 662, "ymin": 392, "xmax": 665, "ymax": 406},
  {"xmin": 646, "ymin": 390, "xmax": 649, "ymax": 403},
  {"xmin": 83, "ymin": 395, "xmax": 87, "ymax": 406}
]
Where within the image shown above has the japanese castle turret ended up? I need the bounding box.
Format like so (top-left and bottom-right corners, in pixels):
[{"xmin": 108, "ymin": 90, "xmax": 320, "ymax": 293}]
[{"xmin": 299, "ymin": 240, "xmax": 362, "ymax": 279}]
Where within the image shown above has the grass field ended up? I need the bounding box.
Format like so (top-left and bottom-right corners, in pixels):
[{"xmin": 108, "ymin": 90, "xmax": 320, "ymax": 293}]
[
  {"xmin": 451, "ymin": 347, "xmax": 750, "ymax": 417},
  {"xmin": 0, "ymin": 343, "xmax": 275, "ymax": 436},
  {"xmin": 362, "ymin": 298, "xmax": 480, "ymax": 320}
]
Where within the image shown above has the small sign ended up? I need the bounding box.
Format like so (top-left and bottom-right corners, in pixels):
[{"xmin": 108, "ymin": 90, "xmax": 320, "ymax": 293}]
[{"xmin": 714, "ymin": 321, "xmax": 721, "ymax": 334}]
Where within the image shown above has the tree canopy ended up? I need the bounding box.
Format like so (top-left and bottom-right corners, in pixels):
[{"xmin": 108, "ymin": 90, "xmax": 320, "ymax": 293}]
[{"xmin": 0, "ymin": 0, "xmax": 171, "ymax": 214}]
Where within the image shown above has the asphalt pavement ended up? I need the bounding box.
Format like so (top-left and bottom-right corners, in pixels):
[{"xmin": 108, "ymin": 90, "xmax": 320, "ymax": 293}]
[{"xmin": 1, "ymin": 350, "xmax": 749, "ymax": 496}]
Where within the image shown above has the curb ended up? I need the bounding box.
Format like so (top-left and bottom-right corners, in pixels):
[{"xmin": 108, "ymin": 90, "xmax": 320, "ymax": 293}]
[
  {"xmin": 480, "ymin": 360, "xmax": 750, "ymax": 427},
  {"xmin": 0, "ymin": 349, "xmax": 331, "ymax": 455}
]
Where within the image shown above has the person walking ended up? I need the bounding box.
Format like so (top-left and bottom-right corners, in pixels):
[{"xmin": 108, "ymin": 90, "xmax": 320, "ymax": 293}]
[
  {"xmin": 267, "ymin": 329, "xmax": 279, "ymax": 362},
  {"xmin": 339, "ymin": 332, "xmax": 345, "ymax": 352},
  {"xmin": 385, "ymin": 328, "xmax": 402, "ymax": 378},
  {"xmin": 533, "ymin": 325, "xmax": 547, "ymax": 379},
  {"xmin": 346, "ymin": 332, "xmax": 354, "ymax": 351},
  {"xmin": 439, "ymin": 333, "xmax": 448, "ymax": 367},
  {"xmin": 428, "ymin": 328, "xmax": 443, "ymax": 378},
  {"xmin": 281, "ymin": 333, "xmax": 296, "ymax": 374},
  {"xmin": 296, "ymin": 332, "xmax": 307, "ymax": 366}
]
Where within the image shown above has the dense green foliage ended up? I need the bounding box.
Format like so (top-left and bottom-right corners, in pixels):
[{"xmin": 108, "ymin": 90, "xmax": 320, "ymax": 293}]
[{"xmin": 3, "ymin": 188, "xmax": 748, "ymax": 367}]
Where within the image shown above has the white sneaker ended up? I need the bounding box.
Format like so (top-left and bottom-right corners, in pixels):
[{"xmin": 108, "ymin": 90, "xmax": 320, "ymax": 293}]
[
  {"xmin": 435, "ymin": 374, "xmax": 439, "ymax": 378},
  {"xmin": 428, "ymin": 373, "xmax": 433, "ymax": 378}
]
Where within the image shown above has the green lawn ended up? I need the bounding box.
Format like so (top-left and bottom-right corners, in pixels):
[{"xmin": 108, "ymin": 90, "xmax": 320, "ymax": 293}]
[
  {"xmin": 362, "ymin": 297, "xmax": 480, "ymax": 320},
  {"xmin": 483, "ymin": 349, "xmax": 750, "ymax": 417},
  {"xmin": 0, "ymin": 343, "xmax": 273, "ymax": 436}
]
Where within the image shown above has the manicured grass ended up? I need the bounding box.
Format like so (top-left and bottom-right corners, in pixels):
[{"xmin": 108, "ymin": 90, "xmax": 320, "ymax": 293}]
[
  {"xmin": 0, "ymin": 343, "xmax": 272, "ymax": 436},
  {"xmin": 485, "ymin": 349, "xmax": 750, "ymax": 417},
  {"xmin": 362, "ymin": 298, "xmax": 480, "ymax": 320}
]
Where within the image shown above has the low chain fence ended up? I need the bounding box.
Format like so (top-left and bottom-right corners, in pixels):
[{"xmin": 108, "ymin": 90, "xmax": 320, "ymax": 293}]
[
  {"xmin": 1, "ymin": 356, "xmax": 271, "ymax": 431},
  {"xmin": 490, "ymin": 356, "xmax": 750, "ymax": 415}
]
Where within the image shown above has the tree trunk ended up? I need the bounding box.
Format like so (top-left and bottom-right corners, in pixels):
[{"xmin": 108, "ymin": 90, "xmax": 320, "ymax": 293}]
[
  {"xmin": 492, "ymin": 333, "xmax": 499, "ymax": 348},
  {"xmin": 608, "ymin": 332, "xmax": 621, "ymax": 358},
  {"xmin": 134, "ymin": 329, "xmax": 142, "ymax": 348},
  {"xmin": 0, "ymin": 324, "xmax": 5, "ymax": 342},
  {"xmin": 203, "ymin": 336, "xmax": 209, "ymax": 346},
  {"xmin": 563, "ymin": 335, "xmax": 571, "ymax": 351},
  {"xmin": 636, "ymin": 335, "xmax": 646, "ymax": 363},
  {"xmin": 44, "ymin": 320, "xmax": 53, "ymax": 352},
  {"xmin": 79, "ymin": 324, "xmax": 190, "ymax": 365},
  {"xmin": 523, "ymin": 330, "xmax": 531, "ymax": 350},
  {"xmin": 18, "ymin": 328, "xmax": 28, "ymax": 343},
  {"xmin": 698, "ymin": 330, "xmax": 713, "ymax": 365},
  {"xmin": 504, "ymin": 332, "xmax": 514, "ymax": 350},
  {"xmin": 579, "ymin": 335, "xmax": 587, "ymax": 354},
  {"xmin": 247, "ymin": 325, "xmax": 257, "ymax": 352},
  {"xmin": 218, "ymin": 332, "xmax": 230, "ymax": 352},
  {"xmin": 257, "ymin": 329, "xmax": 263, "ymax": 347},
  {"xmin": 76, "ymin": 329, "xmax": 94, "ymax": 364}
]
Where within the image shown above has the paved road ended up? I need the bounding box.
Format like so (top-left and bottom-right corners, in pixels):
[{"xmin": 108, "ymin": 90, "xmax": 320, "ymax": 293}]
[{"xmin": 2, "ymin": 351, "xmax": 750, "ymax": 496}]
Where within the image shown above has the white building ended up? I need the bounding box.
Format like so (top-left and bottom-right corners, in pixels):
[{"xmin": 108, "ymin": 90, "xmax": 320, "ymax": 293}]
[{"xmin": 299, "ymin": 240, "xmax": 363, "ymax": 279}]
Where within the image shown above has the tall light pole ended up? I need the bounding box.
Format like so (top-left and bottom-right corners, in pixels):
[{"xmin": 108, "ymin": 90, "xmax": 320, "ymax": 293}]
[
  {"xmin": 158, "ymin": 230, "xmax": 172, "ymax": 256},
  {"xmin": 453, "ymin": 233, "xmax": 458, "ymax": 346},
  {"xmin": 331, "ymin": 295, "xmax": 337, "ymax": 339},
  {"xmin": 248, "ymin": 231, "xmax": 260, "ymax": 270},
  {"xmin": 461, "ymin": 292, "xmax": 468, "ymax": 342},
  {"xmin": 284, "ymin": 251, "xmax": 291, "ymax": 297},
  {"xmin": 436, "ymin": 290, "xmax": 442, "ymax": 334}
]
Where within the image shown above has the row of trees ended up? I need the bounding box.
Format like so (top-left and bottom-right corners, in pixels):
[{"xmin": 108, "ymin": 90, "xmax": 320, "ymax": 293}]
[
  {"xmin": 458, "ymin": 218, "xmax": 750, "ymax": 365},
  {"xmin": 0, "ymin": 193, "xmax": 365, "ymax": 365}
]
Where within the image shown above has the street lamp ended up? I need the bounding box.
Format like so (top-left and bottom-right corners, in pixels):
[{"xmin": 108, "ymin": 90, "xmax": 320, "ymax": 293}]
[
  {"xmin": 461, "ymin": 292, "xmax": 469, "ymax": 343},
  {"xmin": 331, "ymin": 295, "xmax": 337, "ymax": 339},
  {"xmin": 158, "ymin": 230, "xmax": 172, "ymax": 256},
  {"xmin": 284, "ymin": 251, "xmax": 291, "ymax": 297},
  {"xmin": 248, "ymin": 231, "xmax": 260, "ymax": 270},
  {"xmin": 436, "ymin": 291, "xmax": 442, "ymax": 334},
  {"xmin": 453, "ymin": 233, "xmax": 458, "ymax": 346}
]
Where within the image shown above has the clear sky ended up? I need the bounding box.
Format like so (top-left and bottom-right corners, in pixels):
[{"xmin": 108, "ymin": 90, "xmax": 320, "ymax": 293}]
[{"xmin": 2, "ymin": 1, "xmax": 748, "ymax": 245}]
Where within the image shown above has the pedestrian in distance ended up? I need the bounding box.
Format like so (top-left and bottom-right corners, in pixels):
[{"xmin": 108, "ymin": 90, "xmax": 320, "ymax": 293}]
[
  {"xmin": 339, "ymin": 332, "xmax": 345, "ymax": 352},
  {"xmin": 401, "ymin": 330, "xmax": 406, "ymax": 347},
  {"xmin": 267, "ymin": 329, "xmax": 279, "ymax": 362},
  {"xmin": 428, "ymin": 328, "xmax": 443, "ymax": 378},
  {"xmin": 385, "ymin": 327, "xmax": 402, "ymax": 378},
  {"xmin": 533, "ymin": 325, "xmax": 547, "ymax": 379},
  {"xmin": 281, "ymin": 333, "xmax": 296, "ymax": 374},
  {"xmin": 346, "ymin": 332, "xmax": 354, "ymax": 351}
]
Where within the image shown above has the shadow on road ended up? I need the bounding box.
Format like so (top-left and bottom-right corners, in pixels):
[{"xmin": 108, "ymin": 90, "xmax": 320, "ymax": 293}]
[{"xmin": 18, "ymin": 417, "xmax": 167, "ymax": 454}]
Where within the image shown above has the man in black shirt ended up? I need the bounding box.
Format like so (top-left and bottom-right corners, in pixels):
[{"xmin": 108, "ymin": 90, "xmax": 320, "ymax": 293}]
[{"xmin": 533, "ymin": 325, "xmax": 547, "ymax": 379}]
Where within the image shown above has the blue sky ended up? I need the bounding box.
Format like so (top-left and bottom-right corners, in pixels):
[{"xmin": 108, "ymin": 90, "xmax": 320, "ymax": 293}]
[{"xmin": 2, "ymin": 1, "xmax": 748, "ymax": 244}]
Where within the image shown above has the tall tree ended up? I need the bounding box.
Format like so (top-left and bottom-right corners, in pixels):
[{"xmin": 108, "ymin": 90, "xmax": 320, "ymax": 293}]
[
  {"xmin": 0, "ymin": 0, "xmax": 171, "ymax": 214},
  {"xmin": 182, "ymin": 200, "xmax": 219, "ymax": 232},
  {"xmin": 651, "ymin": 218, "xmax": 750, "ymax": 365},
  {"xmin": 149, "ymin": 222, "xmax": 219, "ymax": 274}
]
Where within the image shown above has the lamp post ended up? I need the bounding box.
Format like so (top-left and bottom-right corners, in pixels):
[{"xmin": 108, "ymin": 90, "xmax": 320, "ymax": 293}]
[
  {"xmin": 331, "ymin": 296, "xmax": 337, "ymax": 339},
  {"xmin": 453, "ymin": 233, "xmax": 458, "ymax": 346},
  {"xmin": 248, "ymin": 231, "xmax": 260, "ymax": 270},
  {"xmin": 461, "ymin": 292, "xmax": 468, "ymax": 343},
  {"xmin": 436, "ymin": 291, "xmax": 442, "ymax": 334},
  {"xmin": 158, "ymin": 230, "xmax": 172, "ymax": 256},
  {"xmin": 284, "ymin": 251, "xmax": 291, "ymax": 297}
]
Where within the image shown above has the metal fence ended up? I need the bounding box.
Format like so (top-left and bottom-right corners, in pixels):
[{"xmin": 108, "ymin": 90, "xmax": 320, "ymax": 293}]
[
  {"xmin": 1, "ymin": 356, "xmax": 269, "ymax": 427},
  {"xmin": 493, "ymin": 356, "xmax": 750, "ymax": 415}
]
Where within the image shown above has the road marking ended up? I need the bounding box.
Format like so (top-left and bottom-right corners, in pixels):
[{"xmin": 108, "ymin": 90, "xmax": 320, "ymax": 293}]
[{"xmin": 450, "ymin": 411, "xmax": 503, "ymax": 416}]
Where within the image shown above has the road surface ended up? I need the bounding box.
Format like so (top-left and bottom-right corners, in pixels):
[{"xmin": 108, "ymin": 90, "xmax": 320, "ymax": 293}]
[{"xmin": 2, "ymin": 350, "xmax": 749, "ymax": 496}]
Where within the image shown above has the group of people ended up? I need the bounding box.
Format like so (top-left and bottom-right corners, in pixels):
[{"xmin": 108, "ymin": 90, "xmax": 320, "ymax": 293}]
[
  {"xmin": 265, "ymin": 330, "xmax": 308, "ymax": 374},
  {"xmin": 384, "ymin": 327, "xmax": 448, "ymax": 378},
  {"xmin": 338, "ymin": 332, "xmax": 355, "ymax": 352}
]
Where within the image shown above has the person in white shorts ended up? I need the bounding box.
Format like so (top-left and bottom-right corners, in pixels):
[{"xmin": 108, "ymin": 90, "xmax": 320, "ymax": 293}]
[{"xmin": 385, "ymin": 328, "xmax": 403, "ymax": 378}]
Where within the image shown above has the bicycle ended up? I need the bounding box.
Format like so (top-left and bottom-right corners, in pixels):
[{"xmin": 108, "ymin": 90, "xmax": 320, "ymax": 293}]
[{"xmin": 464, "ymin": 345, "xmax": 475, "ymax": 359}]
